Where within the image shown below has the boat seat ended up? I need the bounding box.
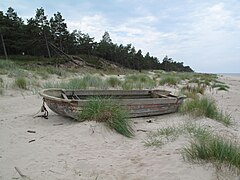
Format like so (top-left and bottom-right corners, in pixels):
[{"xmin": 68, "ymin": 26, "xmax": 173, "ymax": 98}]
[{"xmin": 61, "ymin": 93, "xmax": 68, "ymax": 100}]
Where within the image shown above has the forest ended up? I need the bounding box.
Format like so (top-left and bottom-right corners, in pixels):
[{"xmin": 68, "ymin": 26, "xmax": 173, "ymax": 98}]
[{"xmin": 0, "ymin": 7, "xmax": 193, "ymax": 72}]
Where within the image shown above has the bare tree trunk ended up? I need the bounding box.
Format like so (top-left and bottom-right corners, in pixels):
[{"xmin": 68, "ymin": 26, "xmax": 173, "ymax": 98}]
[
  {"xmin": 59, "ymin": 36, "xmax": 63, "ymax": 51},
  {"xmin": 0, "ymin": 33, "xmax": 8, "ymax": 60},
  {"xmin": 44, "ymin": 32, "xmax": 51, "ymax": 58}
]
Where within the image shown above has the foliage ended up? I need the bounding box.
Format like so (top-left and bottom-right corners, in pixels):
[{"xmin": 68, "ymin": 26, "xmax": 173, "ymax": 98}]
[
  {"xmin": 77, "ymin": 97, "xmax": 134, "ymax": 137},
  {"xmin": 0, "ymin": 7, "xmax": 193, "ymax": 72},
  {"xmin": 180, "ymin": 97, "xmax": 232, "ymax": 126}
]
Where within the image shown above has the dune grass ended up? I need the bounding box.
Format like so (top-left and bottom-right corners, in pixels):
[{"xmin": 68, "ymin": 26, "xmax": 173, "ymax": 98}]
[
  {"xmin": 145, "ymin": 122, "xmax": 240, "ymax": 175},
  {"xmin": 43, "ymin": 74, "xmax": 108, "ymax": 90},
  {"xmin": 0, "ymin": 59, "xmax": 27, "ymax": 77},
  {"xmin": 77, "ymin": 97, "xmax": 134, "ymax": 137},
  {"xmin": 144, "ymin": 126, "xmax": 183, "ymax": 147},
  {"xmin": 180, "ymin": 85, "xmax": 206, "ymax": 99},
  {"xmin": 14, "ymin": 76, "xmax": 27, "ymax": 89},
  {"xmin": 122, "ymin": 74, "xmax": 156, "ymax": 90},
  {"xmin": 183, "ymin": 128, "xmax": 240, "ymax": 174},
  {"xmin": 0, "ymin": 59, "xmax": 16, "ymax": 70},
  {"xmin": 179, "ymin": 97, "xmax": 232, "ymax": 126},
  {"xmin": 106, "ymin": 76, "xmax": 122, "ymax": 88},
  {"xmin": 159, "ymin": 75, "xmax": 180, "ymax": 86},
  {"xmin": 212, "ymin": 83, "xmax": 230, "ymax": 91}
]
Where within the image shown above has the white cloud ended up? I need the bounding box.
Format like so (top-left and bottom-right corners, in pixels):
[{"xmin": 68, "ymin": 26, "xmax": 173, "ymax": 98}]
[{"xmin": 67, "ymin": 14, "xmax": 107, "ymax": 41}]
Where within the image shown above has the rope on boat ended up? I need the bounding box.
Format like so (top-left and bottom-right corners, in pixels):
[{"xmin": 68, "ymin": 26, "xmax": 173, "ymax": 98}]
[{"xmin": 33, "ymin": 98, "xmax": 49, "ymax": 119}]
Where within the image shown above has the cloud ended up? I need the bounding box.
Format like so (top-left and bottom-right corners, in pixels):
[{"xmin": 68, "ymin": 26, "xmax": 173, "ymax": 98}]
[{"xmin": 67, "ymin": 14, "xmax": 108, "ymax": 41}]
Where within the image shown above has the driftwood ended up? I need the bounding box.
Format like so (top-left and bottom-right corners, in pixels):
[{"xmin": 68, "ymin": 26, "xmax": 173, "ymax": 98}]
[
  {"xmin": 14, "ymin": 167, "xmax": 32, "ymax": 180},
  {"xmin": 27, "ymin": 130, "xmax": 36, "ymax": 134},
  {"xmin": 53, "ymin": 123, "xmax": 63, "ymax": 126},
  {"xmin": 49, "ymin": 42, "xmax": 100, "ymax": 68},
  {"xmin": 28, "ymin": 139, "xmax": 35, "ymax": 143},
  {"xmin": 48, "ymin": 42, "xmax": 79, "ymax": 66},
  {"xmin": 137, "ymin": 129, "xmax": 148, "ymax": 132}
]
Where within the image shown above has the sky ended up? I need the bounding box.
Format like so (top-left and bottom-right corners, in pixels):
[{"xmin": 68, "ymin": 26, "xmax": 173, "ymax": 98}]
[{"xmin": 1, "ymin": 0, "xmax": 240, "ymax": 73}]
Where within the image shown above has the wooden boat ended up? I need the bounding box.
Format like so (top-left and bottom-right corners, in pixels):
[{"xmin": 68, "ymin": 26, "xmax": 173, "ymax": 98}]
[{"xmin": 39, "ymin": 89, "xmax": 185, "ymax": 119}]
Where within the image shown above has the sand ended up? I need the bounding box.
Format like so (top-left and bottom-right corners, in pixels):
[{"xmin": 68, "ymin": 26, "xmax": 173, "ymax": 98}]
[{"xmin": 0, "ymin": 75, "xmax": 240, "ymax": 180}]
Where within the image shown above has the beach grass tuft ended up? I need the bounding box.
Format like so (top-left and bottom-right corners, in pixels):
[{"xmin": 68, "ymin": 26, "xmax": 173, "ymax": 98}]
[
  {"xmin": 183, "ymin": 129, "xmax": 240, "ymax": 174},
  {"xmin": 14, "ymin": 76, "xmax": 27, "ymax": 89},
  {"xmin": 43, "ymin": 74, "xmax": 108, "ymax": 89},
  {"xmin": 122, "ymin": 74, "xmax": 156, "ymax": 90},
  {"xmin": 159, "ymin": 75, "xmax": 180, "ymax": 86},
  {"xmin": 212, "ymin": 83, "xmax": 230, "ymax": 91},
  {"xmin": 106, "ymin": 76, "xmax": 122, "ymax": 87},
  {"xmin": 144, "ymin": 126, "xmax": 181, "ymax": 147},
  {"xmin": 180, "ymin": 97, "xmax": 231, "ymax": 126},
  {"xmin": 77, "ymin": 97, "xmax": 134, "ymax": 137}
]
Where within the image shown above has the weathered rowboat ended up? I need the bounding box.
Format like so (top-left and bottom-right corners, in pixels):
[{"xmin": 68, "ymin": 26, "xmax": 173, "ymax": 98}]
[{"xmin": 39, "ymin": 89, "xmax": 185, "ymax": 119}]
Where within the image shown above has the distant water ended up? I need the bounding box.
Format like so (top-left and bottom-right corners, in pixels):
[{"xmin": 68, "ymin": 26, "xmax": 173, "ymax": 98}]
[{"xmin": 218, "ymin": 73, "xmax": 240, "ymax": 77}]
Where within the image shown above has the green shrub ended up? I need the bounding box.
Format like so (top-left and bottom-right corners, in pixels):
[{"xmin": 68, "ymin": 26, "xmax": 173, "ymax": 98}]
[{"xmin": 77, "ymin": 97, "xmax": 134, "ymax": 137}]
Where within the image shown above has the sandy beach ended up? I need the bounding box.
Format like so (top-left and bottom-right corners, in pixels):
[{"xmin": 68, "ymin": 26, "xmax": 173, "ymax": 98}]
[{"xmin": 0, "ymin": 75, "xmax": 240, "ymax": 180}]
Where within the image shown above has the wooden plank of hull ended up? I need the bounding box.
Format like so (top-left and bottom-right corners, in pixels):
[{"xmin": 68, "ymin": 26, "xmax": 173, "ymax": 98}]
[
  {"xmin": 64, "ymin": 89, "xmax": 170, "ymax": 96},
  {"xmin": 45, "ymin": 99, "xmax": 78, "ymax": 118}
]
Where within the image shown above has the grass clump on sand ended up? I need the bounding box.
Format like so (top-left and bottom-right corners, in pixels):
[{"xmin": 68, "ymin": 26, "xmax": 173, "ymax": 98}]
[
  {"xmin": 183, "ymin": 128, "xmax": 240, "ymax": 174},
  {"xmin": 180, "ymin": 85, "xmax": 206, "ymax": 99},
  {"xmin": 77, "ymin": 97, "xmax": 134, "ymax": 137},
  {"xmin": 106, "ymin": 76, "xmax": 122, "ymax": 88},
  {"xmin": 180, "ymin": 97, "xmax": 232, "ymax": 126},
  {"xmin": 212, "ymin": 83, "xmax": 230, "ymax": 91},
  {"xmin": 159, "ymin": 75, "xmax": 180, "ymax": 86},
  {"xmin": 0, "ymin": 59, "xmax": 26, "ymax": 77},
  {"xmin": 122, "ymin": 74, "xmax": 156, "ymax": 90},
  {"xmin": 44, "ymin": 74, "xmax": 108, "ymax": 90},
  {"xmin": 0, "ymin": 59, "xmax": 16, "ymax": 70},
  {"xmin": 144, "ymin": 126, "xmax": 181, "ymax": 147},
  {"xmin": 14, "ymin": 76, "xmax": 27, "ymax": 89}
]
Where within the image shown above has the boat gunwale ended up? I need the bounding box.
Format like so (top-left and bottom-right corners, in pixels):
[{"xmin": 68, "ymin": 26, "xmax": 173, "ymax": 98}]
[{"xmin": 39, "ymin": 88, "xmax": 179, "ymax": 103}]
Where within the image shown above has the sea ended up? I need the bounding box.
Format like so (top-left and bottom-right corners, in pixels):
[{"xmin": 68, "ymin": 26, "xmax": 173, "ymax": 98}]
[{"xmin": 218, "ymin": 73, "xmax": 240, "ymax": 77}]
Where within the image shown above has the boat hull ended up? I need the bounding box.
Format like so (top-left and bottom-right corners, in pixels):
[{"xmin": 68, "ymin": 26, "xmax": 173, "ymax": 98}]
[{"xmin": 40, "ymin": 89, "xmax": 184, "ymax": 118}]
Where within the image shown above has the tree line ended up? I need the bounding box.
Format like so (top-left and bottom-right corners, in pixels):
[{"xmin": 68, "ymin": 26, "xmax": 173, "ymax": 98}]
[{"xmin": 0, "ymin": 7, "xmax": 193, "ymax": 72}]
